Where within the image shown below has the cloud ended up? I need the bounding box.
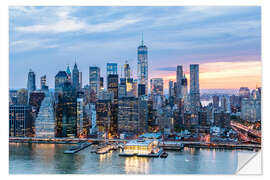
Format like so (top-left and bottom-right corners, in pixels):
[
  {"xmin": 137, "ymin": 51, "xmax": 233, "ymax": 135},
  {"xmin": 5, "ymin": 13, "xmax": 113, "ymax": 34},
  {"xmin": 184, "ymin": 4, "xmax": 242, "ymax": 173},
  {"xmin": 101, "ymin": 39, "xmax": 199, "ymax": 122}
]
[
  {"xmin": 15, "ymin": 6, "xmax": 141, "ymax": 34},
  {"xmin": 10, "ymin": 38, "xmax": 59, "ymax": 52}
]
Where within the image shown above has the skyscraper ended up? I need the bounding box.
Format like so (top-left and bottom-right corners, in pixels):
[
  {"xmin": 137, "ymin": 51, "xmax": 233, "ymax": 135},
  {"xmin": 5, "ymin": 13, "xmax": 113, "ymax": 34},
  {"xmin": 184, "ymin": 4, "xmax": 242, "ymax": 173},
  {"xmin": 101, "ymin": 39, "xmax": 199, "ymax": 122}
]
[
  {"xmin": 40, "ymin": 75, "xmax": 46, "ymax": 89},
  {"xmin": 107, "ymin": 63, "xmax": 118, "ymax": 76},
  {"xmin": 124, "ymin": 62, "xmax": 131, "ymax": 79},
  {"xmin": 107, "ymin": 74, "xmax": 119, "ymax": 99},
  {"xmin": 137, "ymin": 35, "xmax": 148, "ymax": 95},
  {"xmin": 169, "ymin": 80, "xmax": 174, "ymax": 97},
  {"xmin": 55, "ymin": 71, "xmax": 69, "ymax": 100},
  {"xmin": 181, "ymin": 74, "xmax": 188, "ymax": 102},
  {"xmin": 213, "ymin": 96, "xmax": 220, "ymax": 109},
  {"xmin": 72, "ymin": 63, "xmax": 80, "ymax": 91},
  {"xmin": 176, "ymin": 65, "xmax": 183, "ymax": 98},
  {"xmin": 66, "ymin": 65, "xmax": 72, "ymax": 82},
  {"xmin": 150, "ymin": 78, "xmax": 164, "ymax": 96},
  {"xmin": 89, "ymin": 66, "xmax": 100, "ymax": 96},
  {"xmin": 27, "ymin": 69, "xmax": 36, "ymax": 99},
  {"xmin": 190, "ymin": 64, "xmax": 200, "ymax": 124}
]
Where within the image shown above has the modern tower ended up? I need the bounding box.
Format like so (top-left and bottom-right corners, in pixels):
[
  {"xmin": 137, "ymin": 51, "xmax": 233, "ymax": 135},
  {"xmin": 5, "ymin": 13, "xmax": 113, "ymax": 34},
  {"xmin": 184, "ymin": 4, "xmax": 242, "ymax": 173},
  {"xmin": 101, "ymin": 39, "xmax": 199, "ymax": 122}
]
[
  {"xmin": 137, "ymin": 34, "xmax": 148, "ymax": 95},
  {"xmin": 66, "ymin": 65, "xmax": 72, "ymax": 82},
  {"xmin": 190, "ymin": 64, "xmax": 200, "ymax": 124},
  {"xmin": 124, "ymin": 61, "xmax": 131, "ymax": 79},
  {"xmin": 40, "ymin": 75, "xmax": 46, "ymax": 89},
  {"xmin": 27, "ymin": 69, "xmax": 36, "ymax": 99},
  {"xmin": 107, "ymin": 63, "xmax": 118, "ymax": 76},
  {"xmin": 72, "ymin": 63, "xmax": 80, "ymax": 91},
  {"xmin": 89, "ymin": 66, "xmax": 100, "ymax": 96},
  {"xmin": 176, "ymin": 65, "xmax": 183, "ymax": 99}
]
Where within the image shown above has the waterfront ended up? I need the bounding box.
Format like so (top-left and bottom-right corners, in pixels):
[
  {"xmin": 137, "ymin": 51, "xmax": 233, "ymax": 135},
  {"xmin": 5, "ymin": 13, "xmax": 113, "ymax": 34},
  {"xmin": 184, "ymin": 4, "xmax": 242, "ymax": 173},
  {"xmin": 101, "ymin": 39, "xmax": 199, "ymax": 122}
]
[{"xmin": 9, "ymin": 143, "xmax": 253, "ymax": 174}]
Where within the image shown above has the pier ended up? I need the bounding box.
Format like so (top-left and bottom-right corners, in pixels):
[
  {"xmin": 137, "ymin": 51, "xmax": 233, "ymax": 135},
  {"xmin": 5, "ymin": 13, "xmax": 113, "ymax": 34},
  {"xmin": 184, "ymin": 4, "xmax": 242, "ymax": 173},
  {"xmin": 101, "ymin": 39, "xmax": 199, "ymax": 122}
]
[{"xmin": 64, "ymin": 142, "xmax": 92, "ymax": 154}]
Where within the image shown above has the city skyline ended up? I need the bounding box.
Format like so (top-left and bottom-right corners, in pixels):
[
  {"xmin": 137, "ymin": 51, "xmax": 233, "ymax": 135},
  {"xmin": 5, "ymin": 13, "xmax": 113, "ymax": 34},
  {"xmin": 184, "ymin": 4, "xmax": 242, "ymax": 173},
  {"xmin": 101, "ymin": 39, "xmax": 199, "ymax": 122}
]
[{"xmin": 9, "ymin": 6, "xmax": 261, "ymax": 90}]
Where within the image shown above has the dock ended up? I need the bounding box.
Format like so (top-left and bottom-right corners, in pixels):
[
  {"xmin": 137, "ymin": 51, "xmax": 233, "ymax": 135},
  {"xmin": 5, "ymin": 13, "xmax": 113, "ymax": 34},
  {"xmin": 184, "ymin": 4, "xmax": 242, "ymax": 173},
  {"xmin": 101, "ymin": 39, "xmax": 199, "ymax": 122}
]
[{"xmin": 64, "ymin": 142, "xmax": 92, "ymax": 154}]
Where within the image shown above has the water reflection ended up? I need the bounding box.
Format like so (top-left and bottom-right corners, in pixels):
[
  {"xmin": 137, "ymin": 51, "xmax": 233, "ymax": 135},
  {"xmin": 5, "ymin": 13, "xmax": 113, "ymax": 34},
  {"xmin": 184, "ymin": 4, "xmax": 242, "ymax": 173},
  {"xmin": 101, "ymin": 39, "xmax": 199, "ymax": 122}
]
[
  {"xmin": 9, "ymin": 143, "xmax": 245, "ymax": 174},
  {"xmin": 124, "ymin": 156, "xmax": 150, "ymax": 174}
]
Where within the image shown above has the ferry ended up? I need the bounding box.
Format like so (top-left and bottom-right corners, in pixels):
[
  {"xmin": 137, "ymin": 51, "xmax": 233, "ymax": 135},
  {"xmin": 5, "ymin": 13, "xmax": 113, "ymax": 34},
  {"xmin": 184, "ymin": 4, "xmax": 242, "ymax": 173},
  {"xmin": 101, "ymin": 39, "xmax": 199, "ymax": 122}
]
[
  {"xmin": 64, "ymin": 142, "xmax": 91, "ymax": 154},
  {"xmin": 119, "ymin": 139, "xmax": 163, "ymax": 157}
]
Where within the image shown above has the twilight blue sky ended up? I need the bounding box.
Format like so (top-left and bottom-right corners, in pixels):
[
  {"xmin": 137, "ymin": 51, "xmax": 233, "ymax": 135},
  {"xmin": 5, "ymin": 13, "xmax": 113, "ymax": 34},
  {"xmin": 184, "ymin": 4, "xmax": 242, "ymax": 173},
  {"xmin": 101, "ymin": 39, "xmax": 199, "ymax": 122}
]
[{"xmin": 9, "ymin": 6, "xmax": 261, "ymax": 90}]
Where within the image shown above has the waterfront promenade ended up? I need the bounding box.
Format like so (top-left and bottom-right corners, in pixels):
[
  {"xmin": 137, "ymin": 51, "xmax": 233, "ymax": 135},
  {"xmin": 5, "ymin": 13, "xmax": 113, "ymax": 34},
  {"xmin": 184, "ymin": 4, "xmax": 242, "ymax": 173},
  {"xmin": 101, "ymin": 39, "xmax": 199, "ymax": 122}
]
[{"xmin": 9, "ymin": 137, "xmax": 261, "ymax": 151}]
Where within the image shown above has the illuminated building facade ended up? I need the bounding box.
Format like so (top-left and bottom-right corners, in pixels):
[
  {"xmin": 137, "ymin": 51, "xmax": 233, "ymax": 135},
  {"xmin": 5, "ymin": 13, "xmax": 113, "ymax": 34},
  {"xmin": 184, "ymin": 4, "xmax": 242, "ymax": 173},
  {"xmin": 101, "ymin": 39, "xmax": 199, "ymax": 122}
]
[
  {"xmin": 72, "ymin": 63, "xmax": 80, "ymax": 91},
  {"xmin": 56, "ymin": 82, "xmax": 77, "ymax": 137},
  {"xmin": 189, "ymin": 64, "xmax": 200, "ymax": 125},
  {"xmin": 118, "ymin": 97, "xmax": 139, "ymax": 134},
  {"xmin": 107, "ymin": 74, "xmax": 119, "ymax": 99},
  {"xmin": 9, "ymin": 105, "xmax": 32, "ymax": 137},
  {"xmin": 89, "ymin": 66, "xmax": 100, "ymax": 96},
  {"xmin": 176, "ymin": 65, "xmax": 183, "ymax": 98}
]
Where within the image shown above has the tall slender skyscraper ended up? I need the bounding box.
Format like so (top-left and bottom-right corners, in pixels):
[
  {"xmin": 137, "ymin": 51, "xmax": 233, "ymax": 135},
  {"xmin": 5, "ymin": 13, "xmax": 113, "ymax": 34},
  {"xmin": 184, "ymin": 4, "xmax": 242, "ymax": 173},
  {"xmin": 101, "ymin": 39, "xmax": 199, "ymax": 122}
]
[
  {"xmin": 124, "ymin": 61, "xmax": 131, "ymax": 79},
  {"xmin": 176, "ymin": 65, "xmax": 183, "ymax": 98},
  {"xmin": 27, "ymin": 69, "xmax": 36, "ymax": 95},
  {"xmin": 66, "ymin": 65, "xmax": 72, "ymax": 82},
  {"xmin": 72, "ymin": 63, "xmax": 80, "ymax": 91},
  {"xmin": 190, "ymin": 64, "xmax": 200, "ymax": 124},
  {"xmin": 89, "ymin": 66, "xmax": 100, "ymax": 96},
  {"xmin": 169, "ymin": 80, "xmax": 174, "ymax": 97},
  {"xmin": 137, "ymin": 34, "xmax": 148, "ymax": 95}
]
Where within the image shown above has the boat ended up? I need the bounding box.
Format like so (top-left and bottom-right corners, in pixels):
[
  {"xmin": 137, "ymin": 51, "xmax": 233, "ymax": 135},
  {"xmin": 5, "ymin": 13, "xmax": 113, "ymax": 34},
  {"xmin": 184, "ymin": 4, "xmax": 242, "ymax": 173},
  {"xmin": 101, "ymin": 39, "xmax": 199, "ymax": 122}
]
[
  {"xmin": 119, "ymin": 139, "xmax": 163, "ymax": 157},
  {"xmin": 160, "ymin": 151, "xmax": 168, "ymax": 158}
]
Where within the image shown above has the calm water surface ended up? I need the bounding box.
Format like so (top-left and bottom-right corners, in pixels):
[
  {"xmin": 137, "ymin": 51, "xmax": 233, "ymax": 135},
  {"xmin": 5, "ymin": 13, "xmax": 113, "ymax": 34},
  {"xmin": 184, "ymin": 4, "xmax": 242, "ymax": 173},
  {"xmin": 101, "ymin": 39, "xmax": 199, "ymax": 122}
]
[{"xmin": 9, "ymin": 143, "xmax": 250, "ymax": 174}]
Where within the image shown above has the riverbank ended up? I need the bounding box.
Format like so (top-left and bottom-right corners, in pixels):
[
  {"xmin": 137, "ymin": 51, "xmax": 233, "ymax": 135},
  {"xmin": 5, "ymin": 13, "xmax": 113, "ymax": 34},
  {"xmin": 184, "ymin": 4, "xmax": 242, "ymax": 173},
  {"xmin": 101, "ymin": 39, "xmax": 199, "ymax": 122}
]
[{"xmin": 9, "ymin": 137, "xmax": 261, "ymax": 151}]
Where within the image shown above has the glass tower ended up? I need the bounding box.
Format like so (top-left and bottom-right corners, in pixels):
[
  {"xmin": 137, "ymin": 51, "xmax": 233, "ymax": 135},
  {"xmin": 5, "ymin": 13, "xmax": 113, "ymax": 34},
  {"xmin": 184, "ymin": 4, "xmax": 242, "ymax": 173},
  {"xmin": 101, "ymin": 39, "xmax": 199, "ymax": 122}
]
[{"xmin": 137, "ymin": 35, "xmax": 148, "ymax": 95}]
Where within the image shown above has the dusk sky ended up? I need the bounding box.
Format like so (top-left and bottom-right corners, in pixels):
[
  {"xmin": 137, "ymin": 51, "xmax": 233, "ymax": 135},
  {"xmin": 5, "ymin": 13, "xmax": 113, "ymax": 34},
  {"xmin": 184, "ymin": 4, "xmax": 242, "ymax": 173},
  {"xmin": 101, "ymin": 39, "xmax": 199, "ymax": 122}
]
[{"xmin": 9, "ymin": 6, "xmax": 261, "ymax": 92}]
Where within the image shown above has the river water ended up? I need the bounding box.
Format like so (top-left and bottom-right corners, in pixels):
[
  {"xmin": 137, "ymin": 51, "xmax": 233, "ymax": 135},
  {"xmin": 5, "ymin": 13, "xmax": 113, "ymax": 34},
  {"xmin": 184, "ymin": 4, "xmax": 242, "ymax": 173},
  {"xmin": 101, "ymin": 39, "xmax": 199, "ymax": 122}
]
[{"xmin": 9, "ymin": 143, "xmax": 251, "ymax": 174}]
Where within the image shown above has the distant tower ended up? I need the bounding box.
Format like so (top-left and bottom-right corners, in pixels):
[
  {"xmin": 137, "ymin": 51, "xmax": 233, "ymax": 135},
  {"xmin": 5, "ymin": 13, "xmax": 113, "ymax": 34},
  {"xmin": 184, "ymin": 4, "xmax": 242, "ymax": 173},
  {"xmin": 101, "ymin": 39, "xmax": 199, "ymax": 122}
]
[
  {"xmin": 27, "ymin": 69, "xmax": 36, "ymax": 101},
  {"xmin": 40, "ymin": 75, "xmax": 46, "ymax": 89},
  {"xmin": 124, "ymin": 61, "xmax": 131, "ymax": 79},
  {"xmin": 72, "ymin": 63, "xmax": 80, "ymax": 91},
  {"xmin": 89, "ymin": 66, "xmax": 100, "ymax": 96},
  {"xmin": 66, "ymin": 65, "xmax": 72, "ymax": 82},
  {"xmin": 176, "ymin": 65, "xmax": 183, "ymax": 99},
  {"xmin": 190, "ymin": 64, "xmax": 200, "ymax": 124},
  {"xmin": 137, "ymin": 33, "xmax": 148, "ymax": 95}
]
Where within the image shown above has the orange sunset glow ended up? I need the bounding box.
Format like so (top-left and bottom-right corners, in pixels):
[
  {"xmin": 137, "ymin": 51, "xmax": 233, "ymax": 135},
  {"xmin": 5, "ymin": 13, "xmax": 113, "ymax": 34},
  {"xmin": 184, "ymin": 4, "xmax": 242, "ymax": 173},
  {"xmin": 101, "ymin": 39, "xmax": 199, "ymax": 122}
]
[{"xmin": 154, "ymin": 61, "xmax": 261, "ymax": 90}]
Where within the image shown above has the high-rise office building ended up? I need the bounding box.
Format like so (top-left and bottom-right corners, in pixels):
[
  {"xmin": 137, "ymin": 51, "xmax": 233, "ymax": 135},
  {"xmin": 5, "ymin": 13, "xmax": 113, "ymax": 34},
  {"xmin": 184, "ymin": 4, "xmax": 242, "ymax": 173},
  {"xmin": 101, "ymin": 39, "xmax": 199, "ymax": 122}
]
[
  {"xmin": 118, "ymin": 97, "xmax": 139, "ymax": 134},
  {"xmin": 9, "ymin": 105, "xmax": 32, "ymax": 137},
  {"xmin": 40, "ymin": 75, "xmax": 46, "ymax": 89},
  {"xmin": 72, "ymin": 63, "xmax": 80, "ymax": 91},
  {"xmin": 181, "ymin": 74, "xmax": 188, "ymax": 98},
  {"xmin": 239, "ymin": 87, "xmax": 250, "ymax": 98},
  {"xmin": 212, "ymin": 96, "xmax": 220, "ymax": 109},
  {"xmin": 17, "ymin": 88, "xmax": 28, "ymax": 105},
  {"xmin": 138, "ymin": 84, "xmax": 146, "ymax": 97},
  {"xmin": 27, "ymin": 69, "xmax": 36, "ymax": 99},
  {"xmin": 124, "ymin": 62, "xmax": 131, "ymax": 79},
  {"xmin": 150, "ymin": 78, "xmax": 164, "ymax": 96},
  {"xmin": 107, "ymin": 74, "xmax": 119, "ymax": 99},
  {"xmin": 169, "ymin": 80, "xmax": 174, "ymax": 97},
  {"xmin": 190, "ymin": 64, "xmax": 200, "ymax": 124},
  {"xmin": 55, "ymin": 71, "xmax": 68, "ymax": 94},
  {"xmin": 55, "ymin": 81, "xmax": 77, "ymax": 137},
  {"xmin": 89, "ymin": 66, "xmax": 100, "ymax": 97},
  {"xmin": 176, "ymin": 65, "xmax": 183, "ymax": 98},
  {"xmin": 96, "ymin": 99, "xmax": 112, "ymax": 134},
  {"xmin": 100, "ymin": 77, "xmax": 104, "ymax": 90},
  {"xmin": 137, "ymin": 36, "xmax": 148, "ymax": 95},
  {"xmin": 76, "ymin": 94, "xmax": 84, "ymax": 137},
  {"xmin": 107, "ymin": 63, "xmax": 118, "ymax": 76},
  {"xmin": 66, "ymin": 65, "xmax": 72, "ymax": 82}
]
